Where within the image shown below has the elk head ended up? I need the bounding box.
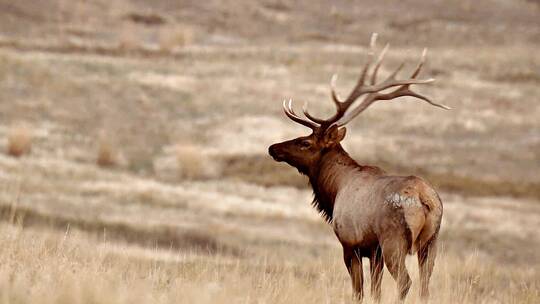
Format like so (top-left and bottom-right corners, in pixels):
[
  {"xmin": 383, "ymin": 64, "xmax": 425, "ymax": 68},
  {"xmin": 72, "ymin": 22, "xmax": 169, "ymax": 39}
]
[{"xmin": 268, "ymin": 34, "xmax": 450, "ymax": 175}]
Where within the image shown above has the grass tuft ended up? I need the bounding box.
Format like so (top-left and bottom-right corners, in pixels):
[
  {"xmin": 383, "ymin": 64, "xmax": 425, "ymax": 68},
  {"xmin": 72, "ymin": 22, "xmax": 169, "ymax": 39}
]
[
  {"xmin": 6, "ymin": 125, "xmax": 32, "ymax": 158},
  {"xmin": 175, "ymin": 143, "xmax": 218, "ymax": 180},
  {"xmin": 96, "ymin": 135, "xmax": 119, "ymax": 168}
]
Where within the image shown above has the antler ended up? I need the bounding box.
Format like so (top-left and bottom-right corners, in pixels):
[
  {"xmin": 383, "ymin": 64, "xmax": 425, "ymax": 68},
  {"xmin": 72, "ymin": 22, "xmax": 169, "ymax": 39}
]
[
  {"xmin": 299, "ymin": 33, "xmax": 450, "ymax": 129},
  {"xmin": 331, "ymin": 47, "xmax": 451, "ymax": 127},
  {"xmin": 282, "ymin": 99, "xmax": 318, "ymax": 130}
]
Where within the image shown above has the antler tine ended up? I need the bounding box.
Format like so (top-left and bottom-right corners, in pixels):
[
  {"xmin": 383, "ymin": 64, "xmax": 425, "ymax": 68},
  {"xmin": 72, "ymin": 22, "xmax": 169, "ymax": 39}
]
[
  {"xmin": 411, "ymin": 48, "xmax": 427, "ymax": 79},
  {"xmin": 282, "ymin": 99, "xmax": 319, "ymax": 129},
  {"xmin": 371, "ymin": 43, "xmax": 389, "ymax": 85},
  {"xmin": 342, "ymin": 33, "xmax": 378, "ymax": 106},
  {"xmin": 302, "ymin": 34, "xmax": 418, "ymax": 129},
  {"xmin": 398, "ymin": 89, "xmax": 451, "ymax": 110},
  {"xmin": 330, "ymin": 74, "xmax": 342, "ymax": 104},
  {"xmin": 301, "ymin": 73, "xmax": 344, "ymax": 126},
  {"xmin": 302, "ymin": 101, "xmax": 327, "ymax": 124},
  {"xmin": 335, "ymin": 35, "xmax": 434, "ymax": 109},
  {"xmin": 378, "ymin": 48, "xmax": 449, "ymax": 109},
  {"xmin": 380, "ymin": 48, "xmax": 450, "ymax": 109},
  {"xmin": 331, "ymin": 46, "xmax": 450, "ymax": 128},
  {"xmin": 333, "ymin": 85, "xmax": 449, "ymax": 128},
  {"xmin": 358, "ymin": 33, "xmax": 378, "ymax": 87},
  {"xmin": 285, "ymin": 35, "xmax": 448, "ymax": 131},
  {"xmin": 364, "ymin": 48, "xmax": 434, "ymax": 94}
]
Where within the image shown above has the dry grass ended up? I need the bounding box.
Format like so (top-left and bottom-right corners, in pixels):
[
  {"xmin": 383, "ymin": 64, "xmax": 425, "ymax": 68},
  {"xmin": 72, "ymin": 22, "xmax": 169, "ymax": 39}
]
[
  {"xmin": 0, "ymin": 203, "xmax": 237, "ymax": 255},
  {"xmin": 0, "ymin": 224, "xmax": 537, "ymax": 304},
  {"xmin": 6, "ymin": 125, "xmax": 32, "ymax": 157},
  {"xmin": 0, "ymin": 142, "xmax": 538, "ymax": 303},
  {"xmin": 158, "ymin": 25, "xmax": 194, "ymax": 52},
  {"xmin": 0, "ymin": 1, "xmax": 538, "ymax": 303},
  {"xmin": 175, "ymin": 143, "xmax": 219, "ymax": 180}
]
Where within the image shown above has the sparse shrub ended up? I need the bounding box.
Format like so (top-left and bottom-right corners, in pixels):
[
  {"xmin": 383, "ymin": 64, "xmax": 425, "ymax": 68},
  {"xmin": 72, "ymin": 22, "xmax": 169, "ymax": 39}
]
[
  {"xmin": 6, "ymin": 126, "xmax": 32, "ymax": 157},
  {"xmin": 175, "ymin": 143, "xmax": 218, "ymax": 180},
  {"xmin": 96, "ymin": 136, "xmax": 118, "ymax": 168},
  {"xmin": 176, "ymin": 144, "xmax": 204, "ymax": 179}
]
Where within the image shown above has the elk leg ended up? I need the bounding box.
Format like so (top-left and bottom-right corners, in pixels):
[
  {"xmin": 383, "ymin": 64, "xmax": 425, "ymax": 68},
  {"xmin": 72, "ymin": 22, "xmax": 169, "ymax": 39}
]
[
  {"xmin": 382, "ymin": 240, "xmax": 411, "ymax": 302},
  {"xmin": 343, "ymin": 246, "xmax": 353, "ymax": 275},
  {"xmin": 418, "ymin": 236, "xmax": 438, "ymax": 301},
  {"xmin": 343, "ymin": 246, "xmax": 364, "ymax": 301},
  {"xmin": 351, "ymin": 248, "xmax": 364, "ymax": 301},
  {"xmin": 369, "ymin": 246, "xmax": 384, "ymax": 302}
]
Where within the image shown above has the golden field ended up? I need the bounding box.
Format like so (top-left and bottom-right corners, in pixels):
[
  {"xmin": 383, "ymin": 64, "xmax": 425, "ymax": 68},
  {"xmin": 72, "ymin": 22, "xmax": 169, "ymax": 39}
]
[{"xmin": 0, "ymin": 0, "xmax": 539, "ymax": 303}]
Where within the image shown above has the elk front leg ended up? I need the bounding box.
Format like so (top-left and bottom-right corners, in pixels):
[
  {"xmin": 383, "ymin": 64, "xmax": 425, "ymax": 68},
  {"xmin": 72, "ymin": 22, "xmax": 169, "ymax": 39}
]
[
  {"xmin": 343, "ymin": 246, "xmax": 364, "ymax": 302},
  {"xmin": 369, "ymin": 246, "xmax": 384, "ymax": 302}
]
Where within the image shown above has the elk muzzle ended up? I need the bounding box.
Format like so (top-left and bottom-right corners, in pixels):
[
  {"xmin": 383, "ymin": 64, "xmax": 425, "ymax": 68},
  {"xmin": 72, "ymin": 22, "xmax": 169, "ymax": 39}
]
[{"xmin": 268, "ymin": 143, "xmax": 286, "ymax": 162}]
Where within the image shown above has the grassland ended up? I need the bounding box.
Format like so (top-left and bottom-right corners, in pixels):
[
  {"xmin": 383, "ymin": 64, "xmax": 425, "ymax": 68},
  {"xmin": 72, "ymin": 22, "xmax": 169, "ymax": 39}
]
[{"xmin": 0, "ymin": 0, "xmax": 539, "ymax": 303}]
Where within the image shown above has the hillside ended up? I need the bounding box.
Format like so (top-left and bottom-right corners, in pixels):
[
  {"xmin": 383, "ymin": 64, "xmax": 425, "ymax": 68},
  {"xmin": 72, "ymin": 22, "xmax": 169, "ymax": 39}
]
[{"xmin": 0, "ymin": 1, "xmax": 538, "ymax": 303}]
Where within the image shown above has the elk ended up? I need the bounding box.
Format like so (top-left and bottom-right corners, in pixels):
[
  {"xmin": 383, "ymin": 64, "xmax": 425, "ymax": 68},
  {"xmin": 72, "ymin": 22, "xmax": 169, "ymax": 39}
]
[{"xmin": 268, "ymin": 34, "xmax": 448, "ymax": 302}]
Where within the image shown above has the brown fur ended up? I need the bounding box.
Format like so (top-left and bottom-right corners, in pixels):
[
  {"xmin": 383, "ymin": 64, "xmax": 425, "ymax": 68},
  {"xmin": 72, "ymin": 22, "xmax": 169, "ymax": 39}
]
[{"xmin": 269, "ymin": 132, "xmax": 442, "ymax": 302}]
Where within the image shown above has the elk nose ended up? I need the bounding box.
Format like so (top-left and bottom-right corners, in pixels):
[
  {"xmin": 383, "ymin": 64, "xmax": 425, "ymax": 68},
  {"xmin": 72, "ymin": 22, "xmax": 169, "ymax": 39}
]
[
  {"xmin": 268, "ymin": 145, "xmax": 277, "ymax": 157},
  {"xmin": 268, "ymin": 144, "xmax": 281, "ymax": 161}
]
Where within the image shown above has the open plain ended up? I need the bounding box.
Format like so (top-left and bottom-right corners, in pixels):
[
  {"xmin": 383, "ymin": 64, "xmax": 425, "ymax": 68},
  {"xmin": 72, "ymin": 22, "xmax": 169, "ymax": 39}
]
[{"xmin": 0, "ymin": 0, "xmax": 539, "ymax": 303}]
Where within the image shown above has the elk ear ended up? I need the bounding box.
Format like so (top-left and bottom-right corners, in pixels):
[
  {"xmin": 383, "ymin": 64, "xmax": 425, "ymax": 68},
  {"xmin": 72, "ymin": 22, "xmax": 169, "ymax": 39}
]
[{"xmin": 323, "ymin": 126, "xmax": 346, "ymax": 147}]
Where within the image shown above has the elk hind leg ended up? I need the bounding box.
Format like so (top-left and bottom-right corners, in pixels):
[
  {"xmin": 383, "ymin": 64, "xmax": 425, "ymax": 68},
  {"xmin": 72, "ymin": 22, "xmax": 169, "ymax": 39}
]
[
  {"xmin": 382, "ymin": 239, "xmax": 411, "ymax": 302},
  {"xmin": 418, "ymin": 235, "xmax": 438, "ymax": 301}
]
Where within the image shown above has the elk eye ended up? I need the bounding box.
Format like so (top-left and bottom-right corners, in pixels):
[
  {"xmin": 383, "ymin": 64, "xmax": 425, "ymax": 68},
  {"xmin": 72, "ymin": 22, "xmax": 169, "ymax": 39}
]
[{"xmin": 299, "ymin": 140, "xmax": 311, "ymax": 148}]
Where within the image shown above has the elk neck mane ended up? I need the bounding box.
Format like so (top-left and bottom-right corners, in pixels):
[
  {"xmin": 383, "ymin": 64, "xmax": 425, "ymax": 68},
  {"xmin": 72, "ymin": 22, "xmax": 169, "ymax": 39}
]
[{"xmin": 307, "ymin": 145, "xmax": 385, "ymax": 222}]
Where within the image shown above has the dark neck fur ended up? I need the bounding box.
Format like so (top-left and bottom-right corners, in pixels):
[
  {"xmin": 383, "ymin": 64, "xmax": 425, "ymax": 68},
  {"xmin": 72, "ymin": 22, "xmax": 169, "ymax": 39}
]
[
  {"xmin": 307, "ymin": 145, "xmax": 384, "ymax": 222},
  {"xmin": 307, "ymin": 146, "xmax": 356, "ymax": 222}
]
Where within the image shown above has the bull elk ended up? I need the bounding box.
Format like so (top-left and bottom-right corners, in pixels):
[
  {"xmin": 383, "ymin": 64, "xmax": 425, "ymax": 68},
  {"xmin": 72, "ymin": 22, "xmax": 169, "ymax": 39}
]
[{"xmin": 268, "ymin": 34, "xmax": 448, "ymax": 302}]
